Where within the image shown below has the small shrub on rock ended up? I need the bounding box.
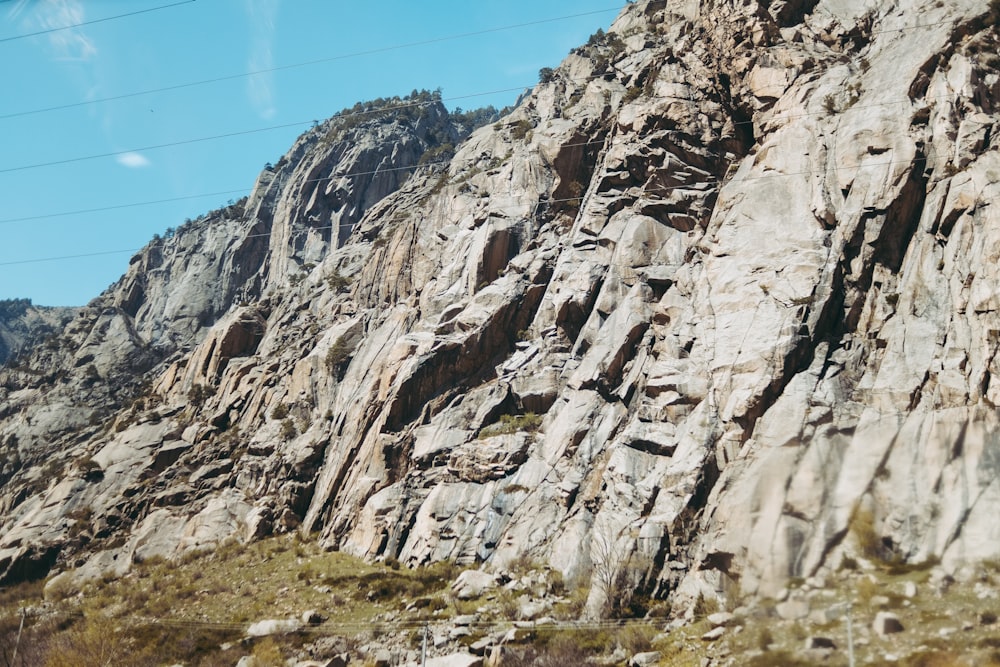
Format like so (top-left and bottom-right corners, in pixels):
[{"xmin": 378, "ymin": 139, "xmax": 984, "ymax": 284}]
[
  {"xmin": 325, "ymin": 271, "xmax": 350, "ymax": 293},
  {"xmin": 990, "ymin": 0, "xmax": 1000, "ymax": 28},
  {"xmin": 188, "ymin": 383, "xmax": 216, "ymax": 407},
  {"xmin": 325, "ymin": 339, "xmax": 352, "ymax": 373},
  {"xmin": 478, "ymin": 413, "xmax": 542, "ymax": 438},
  {"xmin": 510, "ymin": 119, "xmax": 533, "ymax": 141}
]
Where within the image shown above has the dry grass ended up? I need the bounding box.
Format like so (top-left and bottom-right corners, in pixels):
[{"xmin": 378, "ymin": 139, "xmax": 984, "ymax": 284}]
[
  {"xmin": 86, "ymin": 534, "xmax": 453, "ymax": 626},
  {"xmin": 5, "ymin": 536, "xmax": 1000, "ymax": 666},
  {"xmin": 0, "ymin": 534, "xmax": 460, "ymax": 666},
  {"xmin": 718, "ymin": 560, "xmax": 1000, "ymax": 667},
  {"xmin": 850, "ymin": 506, "xmax": 881, "ymax": 559}
]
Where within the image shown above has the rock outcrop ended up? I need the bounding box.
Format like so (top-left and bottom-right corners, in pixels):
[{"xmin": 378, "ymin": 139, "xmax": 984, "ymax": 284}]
[
  {"xmin": 0, "ymin": 299, "xmax": 75, "ymax": 365},
  {"xmin": 2, "ymin": 0, "xmax": 1000, "ymax": 620}
]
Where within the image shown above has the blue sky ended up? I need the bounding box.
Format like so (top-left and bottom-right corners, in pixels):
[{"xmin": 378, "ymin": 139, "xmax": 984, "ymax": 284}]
[{"xmin": 0, "ymin": 0, "xmax": 620, "ymax": 306}]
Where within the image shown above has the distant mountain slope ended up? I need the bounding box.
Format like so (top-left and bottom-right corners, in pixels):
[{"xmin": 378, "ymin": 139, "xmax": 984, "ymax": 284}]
[{"xmin": 0, "ymin": 299, "xmax": 76, "ymax": 366}]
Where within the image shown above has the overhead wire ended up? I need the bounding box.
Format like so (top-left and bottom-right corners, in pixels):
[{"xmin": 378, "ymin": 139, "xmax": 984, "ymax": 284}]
[
  {"xmin": 0, "ymin": 6, "xmax": 622, "ymax": 121},
  {"xmin": 0, "ymin": 119, "xmax": 314, "ymax": 175},
  {"xmin": 0, "ymin": 76, "xmax": 974, "ymax": 260},
  {"xmin": 0, "ymin": 8, "xmax": 982, "ymax": 262},
  {"xmin": 0, "ymin": 84, "xmax": 552, "ymax": 175},
  {"xmin": 0, "ymin": 9, "xmax": 968, "ymax": 122},
  {"xmin": 0, "ymin": 0, "xmax": 197, "ymax": 44},
  {"xmin": 0, "ymin": 188, "xmax": 251, "ymax": 226},
  {"xmin": 0, "ymin": 248, "xmax": 147, "ymax": 267},
  {"xmin": 760, "ymin": 17, "xmax": 961, "ymax": 48},
  {"xmin": 0, "ymin": 68, "xmax": 972, "ymax": 228},
  {"xmin": 0, "ymin": 154, "xmax": 943, "ymax": 268},
  {"xmin": 0, "ymin": 5, "xmax": 974, "ymax": 175},
  {"xmin": 0, "ymin": 82, "xmax": 962, "ymax": 177},
  {"xmin": 0, "ymin": 605, "xmax": 686, "ymax": 642},
  {"xmin": 0, "ymin": 83, "xmax": 950, "ymax": 226},
  {"xmin": 6, "ymin": 602, "xmax": 674, "ymax": 632},
  {"xmin": 124, "ymin": 614, "xmax": 671, "ymax": 633},
  {"xmin": 1, "ymin": 608, "xmax": 678, "ymax": 647},
  {"xmin": 0, "ymin": 133, "xmax": 616, "ymax": 226}
]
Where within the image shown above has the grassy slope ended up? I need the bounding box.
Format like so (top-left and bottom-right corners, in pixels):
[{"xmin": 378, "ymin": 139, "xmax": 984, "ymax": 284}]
[{"xmin": 1, "ymin": 536, "xmax": 1000, "ymax": 666}]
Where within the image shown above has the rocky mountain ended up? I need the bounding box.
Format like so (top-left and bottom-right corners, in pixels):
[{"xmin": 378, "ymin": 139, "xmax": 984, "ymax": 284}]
[
  {"xmin": 0, "ymin": 299, "xmax": 75, "ymax": 366},
  {"xmin": 2, "ymin": 0, "xmax": 1000, "ymax": 623}
]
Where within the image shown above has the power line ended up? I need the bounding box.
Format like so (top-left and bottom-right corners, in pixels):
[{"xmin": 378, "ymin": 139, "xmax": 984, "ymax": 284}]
[
  {"xmin": 0, "ymin": 76, "xmax": 968, "ymax": 227},
  {"xmin": 0, "ymin": 248, "xmax": 147, "ymax": 267},
  {"xmin": 0, "ymin": 0, "xmax": 975, "ymax": 175},
  {"xmin": 0, "ymin": 84, "xmax": 539, "ymax": 176},
  {"xmin": 125, "ymin": 614, "xmax": 669, "ymax": 632},
  {"xmin": 0, "ymin": 82, "xmax": 622, "ymax": 224},
  {"xmin": 0, "ymin": 6, "xmax": 622, "ymax": 121},
  {"xmin": 0, "ymin": 155, "xmax": 938, "ymax": 268},
  {"xmin": 0, "ymin": 605, "xmax": 687, "ymax": 638},
  {"xmin": 853, "ymin": 18, "xmax": 958, "ymax": 36},
  {"xmin": 760, "ymin": 17, "xmax": 960, "ymax": 49},
  {"xmin": 0, "ymin": 135, "xmax": 614, "ymax": 226},
  {"xmin": 0, "ymin": 189, "xmax": 250, "ymax": 226},
  {"xmin": 0, "ymin": 8, "xmax": 966, "ymax": 123},
  {"xmin": 0, "ymin": 0, "xmax": 197, "ymax": 44},
  {"xmin": 0, "ymin": 78, "xmax": 961, "ymax": 176},
  {"xmin": 0, "ymin": 50, "xmax": 978, "ymax": 250},
  {"xmin": 0, "ymin": 120, "xmax": 312, "ymax": 175}
]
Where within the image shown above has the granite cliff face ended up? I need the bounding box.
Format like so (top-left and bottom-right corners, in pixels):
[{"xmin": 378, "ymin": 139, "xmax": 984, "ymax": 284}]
[
  {"xmin": 2, "ymin": 0, "xmax": 1000, "ymax": 616},
  {"xmin": 0, "ymin": 300, "xmax": 75, "ymax": 366}
]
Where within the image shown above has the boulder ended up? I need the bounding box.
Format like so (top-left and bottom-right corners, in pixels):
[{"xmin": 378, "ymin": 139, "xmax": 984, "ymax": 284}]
[
  {"xmin": 707, "ymin": 611, "xmax": 735, "ymax": 627},
  {"xmin": 517, "ymin": 598, "xmax": 550, "ymax": 620},
  {"xmin": 451, "ymin": 570, "xmax": 498, "ymax": 600},
  {"xmin": 630, "ymin": 651, "xmax": 662, "ymax": 666},
  {"xmin": 872, "ymin": 612, "xmax": 905, "ymax": 636},
  {"xmin": 775, "ymin": 599, "xmax": 810, "ymax": 621},
  {"xmin": 424, "ymin": 653, "xmax": 483, "ymax": 667},
  {"xmin": 469, "ymin": 636, "xmax": 493, "ymax": 656},
  {"xmin": 809, "ymin": 606, "xmax": 841, "ymax": 625},
  {"xmin": 297, "ymin": 659, "xmax": 347, "ymax": 667},
  {"xmin": 43, "ymin": 571, "xmax": 77, "ymax": 601},
  {"xmin": 805, "ymin": 636, "xmax": 837, "ymax": 650},
  {"xmin": 301, "ymin": 609, "xmax": 326, "ymax": 625},
  {"xmin": 502, "ymin": 627, "xmax": 534, "ymax": 644},
  {"xmin": 245, "ymin": 618, "xmax": 302, "ymax": 637}
]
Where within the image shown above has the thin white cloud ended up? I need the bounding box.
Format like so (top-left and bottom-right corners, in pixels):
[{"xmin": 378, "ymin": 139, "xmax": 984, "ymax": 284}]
[
  {"xmin": 5, "ymin": 0, "xmax": 31, "ymax": 21},
  {"xmin": 245, "ymin": 0, "xmax": 279, "ymax": 119},
  {"xmin": 116, "ymin": 152, "xmax": 151, "ymax": 169},
  {"xmin": 34, "ymin": 0, "xmax": 98, "ymax": 62}
]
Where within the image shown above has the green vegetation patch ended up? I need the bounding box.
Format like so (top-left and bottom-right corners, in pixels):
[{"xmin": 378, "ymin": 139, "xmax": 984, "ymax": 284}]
[
  {"xmin": 478, "ymin": 412, "xmax": 542, "ymax": 438},
  {"xmin": 0, "ymin": 535, "xmax": 461, "ymax": 666}
]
